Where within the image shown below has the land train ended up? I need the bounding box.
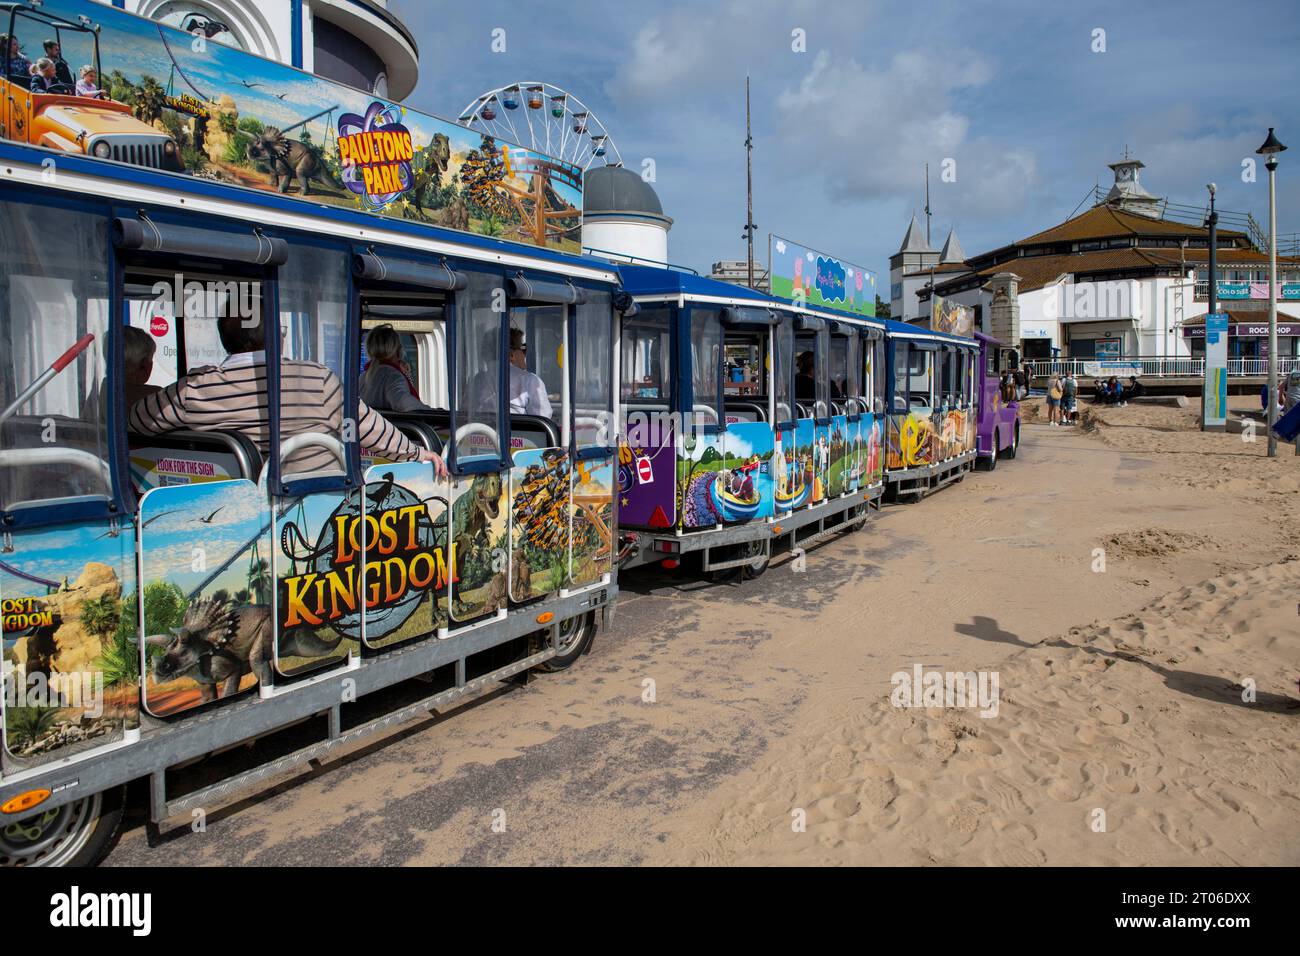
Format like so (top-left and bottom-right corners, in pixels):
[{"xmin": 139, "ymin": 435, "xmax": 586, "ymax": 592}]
[
  {"xmin": 610, "ymin": 266, "xmax": 1020, "ymax": 578},
  {"xmin": 0, "ymin": 139, "xmax": 1020, "ymax": 862},
  {"xmin": 0, "ymin": 0, "xmax": 1021, "ymax": 866}
]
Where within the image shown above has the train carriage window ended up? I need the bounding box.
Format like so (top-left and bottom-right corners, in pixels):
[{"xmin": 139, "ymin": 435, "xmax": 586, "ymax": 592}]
[
  {"xmin": 573, "ymin": 290, "xmax": 614, "ymax": 450},
  {"xmin": 456, "ymin": 271, "xmax": 506, "ymax": 466},
  {"xmin": 829, "ymin": 334, "xmax": 849, "ymax": 402},
  {"xmin": 360, "ymin": 297, "xmax": 448, "ymax": 411},
  {"xmin": 773, "ymin": 316, "xmax": 794, "ymax": 423},
  {"xmin": 940, "ymin": 346, "xmax": 956, "ymax": 408},
  {"xmin": 0, "ymin": 200, "xmax": 113, "ymax": 512},
  {"xmin": 843, "ymin": 333, "xmax": 862, "ymax": 406},
  {"xmin": 907, "ymin": 344, "xmax": 933, "ymax": 409},
  {"xmin": 621, "ymin": 306, "xmax": 671, "ymax": 403},
  {"xmin": 891, "ymin": 340, "xmax": 910, "ymax": 412},
  {"xmin": 872, "ymin": 336, "xmax": 887, "ymax": 414},
  {"xmin": 278, "ymin": 246, "xmax": 350, "ymax": 479},
  {"xmin": 795, "ymin": 330, "xmax": 828, "ymax": 414},
  {"xmin": 689, "ymin": 307, "xmax": 722, "ymax": 429},
  {"xmin": 510, "ymin": 303, "xmax": 564, "ymax": 420}
]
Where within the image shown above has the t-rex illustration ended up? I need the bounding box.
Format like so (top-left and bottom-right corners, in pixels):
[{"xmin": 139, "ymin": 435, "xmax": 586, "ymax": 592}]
[
  {"xmin": 449, "ymin": 472, "xmax": 503, "ymax": 614},
  {"xmin": 147, "ymin": 595, "xmax": 342, "ymax": 703},
  {"xmin": 246, "ymin": 127, "xmax": 341, "ymax": 196},
  {"xmin": 409, "ymin": 132, "xmax": 450, "ymax": 221}
]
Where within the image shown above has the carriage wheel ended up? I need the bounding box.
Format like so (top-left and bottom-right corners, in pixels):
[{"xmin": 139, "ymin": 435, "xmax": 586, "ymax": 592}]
[
  {"xmin": 0, "ymin": 785, "xmax": 126, "ymax": 867},
  {"xmin": 535, "ymin": 611, "xmax": 597, "ymax": 672}
]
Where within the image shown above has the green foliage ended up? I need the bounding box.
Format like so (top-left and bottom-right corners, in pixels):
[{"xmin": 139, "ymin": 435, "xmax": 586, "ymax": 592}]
[
  {"xmin": 6, "ymin": 703, "xmax": 60, "ymax": 749},
  {"xmin": 543, "ymin": 559, "xmax": 567, "ymax": 593},
  {"xmin": 223, "ymin": 130, "xmax": 253, "ymax": 165},
  {"xmin": 133, "ymin": 74, "xmax": 166, "ymax": 125},
  {"xmin": 181, "ymin": 144, "xmax": 208, "ymax": 173},
  {"xmin": 79, "ymin": 593, "xmax": 120, "ymax": 643},
  {"xmin": 99, "ymin": 581, "xmax": 185, "ymax": 686},
  {"xmin": 217, "ymin": 111, "xmax": 238, "ymax": 136},
  {"xmin": 477, "ymin": 215, "xmax": 505, "ymax": 237}
]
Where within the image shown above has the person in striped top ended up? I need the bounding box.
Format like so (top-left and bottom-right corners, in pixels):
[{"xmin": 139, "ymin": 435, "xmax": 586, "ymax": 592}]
[{"xmin": 128, "ymin": 314, "xmax": 447, "ymax": 478}]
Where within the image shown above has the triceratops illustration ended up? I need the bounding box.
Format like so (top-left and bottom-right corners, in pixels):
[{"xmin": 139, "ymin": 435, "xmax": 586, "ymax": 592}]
[{"xmin": 147, "ymin": 596, "xmax": 342, "ymax": 703}]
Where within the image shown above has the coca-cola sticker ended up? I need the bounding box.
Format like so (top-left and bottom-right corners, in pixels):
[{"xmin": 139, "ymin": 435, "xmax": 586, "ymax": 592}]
[{"xmin": 150, "ymin": 315, "xmax": 169, "ymax": 337}]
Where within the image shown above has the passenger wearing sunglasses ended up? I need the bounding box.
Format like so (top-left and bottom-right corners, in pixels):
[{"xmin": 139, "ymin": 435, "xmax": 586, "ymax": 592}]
[{"xmin": 507, "ymin": 327, "xmax": 552, "ymax": 417}]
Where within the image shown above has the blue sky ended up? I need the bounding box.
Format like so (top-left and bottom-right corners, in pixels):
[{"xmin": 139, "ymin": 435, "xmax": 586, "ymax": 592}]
[{"xmin": 394, "ymin": 0, "xmax": 1300, "ymax": 284}]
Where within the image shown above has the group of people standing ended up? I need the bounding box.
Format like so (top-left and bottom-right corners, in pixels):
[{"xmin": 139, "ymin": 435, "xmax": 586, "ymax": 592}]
[
  {"xmin": 3, "ymin": 35, "xmax": 105, "ymax": 97},
  {"xmin": 1044, "ymin": 371, "xmax": 1078, "ymax": 426}
]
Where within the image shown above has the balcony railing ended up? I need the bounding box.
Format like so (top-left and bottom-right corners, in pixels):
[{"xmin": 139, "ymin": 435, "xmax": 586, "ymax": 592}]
[
  {"xmin": 1025, "ymin": 356, "xmax": 1300, "ymax": 379},
  {"xmin": 1193, "ymin": 280, "xmax": 1300, "ymax": 301}
]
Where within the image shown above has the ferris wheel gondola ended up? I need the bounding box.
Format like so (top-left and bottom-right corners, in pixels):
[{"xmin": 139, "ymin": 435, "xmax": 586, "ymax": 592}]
[{"xmin": 459, "ymin": 82, "xmax": 621, "ymax": 171}]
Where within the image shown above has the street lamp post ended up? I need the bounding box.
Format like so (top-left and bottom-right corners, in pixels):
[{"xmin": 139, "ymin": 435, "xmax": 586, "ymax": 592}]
[
  {"xmin": 1202, "ymin": 183, "xmax": 1220, "ymax": 431},
  {"xmin": 1257, "ymin": 128, "xmax": 1287, "ymax": 456}
]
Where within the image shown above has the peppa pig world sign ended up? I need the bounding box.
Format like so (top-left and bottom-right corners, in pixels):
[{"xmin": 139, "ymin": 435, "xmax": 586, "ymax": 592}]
[{"xmin": 769, "ymin": 235, "xmax": 877, "ymax": 317}]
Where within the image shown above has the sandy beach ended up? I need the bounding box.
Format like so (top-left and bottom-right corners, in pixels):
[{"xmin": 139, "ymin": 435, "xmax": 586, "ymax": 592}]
[{"xmin": 103, "ymin": 401, "xmax": 1300, "ymax": 866}]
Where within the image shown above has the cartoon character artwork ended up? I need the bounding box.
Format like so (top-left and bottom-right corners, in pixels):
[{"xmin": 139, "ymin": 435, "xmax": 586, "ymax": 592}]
[{"xmin": 888, "ymin": 412, "xmax": 936, "ymax": 470}]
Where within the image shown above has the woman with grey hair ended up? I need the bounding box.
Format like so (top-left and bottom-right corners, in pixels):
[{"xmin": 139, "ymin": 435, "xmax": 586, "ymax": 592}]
[{"xmin": 359, "ymin": 324, "xmax": 433, "ymax": 412}]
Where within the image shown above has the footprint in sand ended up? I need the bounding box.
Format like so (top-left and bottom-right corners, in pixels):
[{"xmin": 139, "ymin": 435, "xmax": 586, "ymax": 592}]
[{"xmin": 1090, "ymin": 703, "xmax": 1130, "ymax": 726}]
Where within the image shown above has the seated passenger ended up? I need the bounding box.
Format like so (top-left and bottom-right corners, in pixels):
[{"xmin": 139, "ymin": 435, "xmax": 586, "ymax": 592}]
[
  {"xmin": 506, "ymin": 327, "xmax": 553, "ymax": 417},
  {"xmin": 29, "ymin": 58, "xmax": 59, "ymax": 93},
  {"xmin": 359, "ymin": 324, "xmax": 433, "ymax": 413},
  {"xmin": 129, "ymin": 314, "xmax": 445, "ymax": 477},
  {"xmin": 123, "ymin": 326, "xmax": 160, "ymax": 410},
  {"xmin": 795, "ymin": 351, "xmax": 816, "ymax": 401},
  {"xmin": 75, "ymin": 65, "xmax": 106, "ymax": 99},
  {"xmin": 2, "ymin": 35, "xmax": 31, "ymax": 80},
  {"xmin": 42, "ymin": 40, "xmax": 73, "ymax": 88}
]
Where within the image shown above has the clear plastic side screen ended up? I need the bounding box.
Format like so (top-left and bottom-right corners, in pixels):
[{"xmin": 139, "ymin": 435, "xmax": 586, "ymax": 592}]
[
  {"xmin": 454, "ymin": 272, "xmax": 504, "ymax": 465},
  {"xmin": 0, "ymin": 199, "xmax": 112, "ymax": 512},
  {"xmin": 573, "ymin": 292, "xmax": 613, "ymax": 450},
  {"xmin": 689, "ymin": 308, "xmax": 722, "ymax": 430},
  {"xmin": 279, "ymin": 247, "xmax": 349, "ymax": 480}
]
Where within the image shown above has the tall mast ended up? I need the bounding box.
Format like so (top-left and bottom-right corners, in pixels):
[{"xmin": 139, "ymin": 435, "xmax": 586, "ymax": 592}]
[{"xmin": 745, "ymin": 75, "xmax": 755, "ymax": 289}]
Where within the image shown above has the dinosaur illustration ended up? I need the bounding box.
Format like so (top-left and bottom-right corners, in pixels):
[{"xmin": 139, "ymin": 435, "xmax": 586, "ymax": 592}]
[
  {"xmin": 147, "ymin": 595, "xmax": 342, "ymax": 703},
  {"xmin": 448, "ymin": 472, "xmax": 503, "ymax": 615},
  {"xmin": 247, "ymin": 127, "xmax": 341, "ymax": 196},
  {"xmin": 409, "ymin": 132, "xmax": 450, "ymax": 220}
]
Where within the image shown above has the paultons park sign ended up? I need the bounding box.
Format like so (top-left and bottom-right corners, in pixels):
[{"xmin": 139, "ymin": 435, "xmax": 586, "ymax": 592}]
[{"xmin": 1, "ymin": 0, "xmax": 583, "ymax": 253}]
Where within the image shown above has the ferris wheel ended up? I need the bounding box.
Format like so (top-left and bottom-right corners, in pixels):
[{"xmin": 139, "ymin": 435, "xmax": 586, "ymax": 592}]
[{"xmin": 458, "ymin": 82, "xmax": 621, "ymax": 172}]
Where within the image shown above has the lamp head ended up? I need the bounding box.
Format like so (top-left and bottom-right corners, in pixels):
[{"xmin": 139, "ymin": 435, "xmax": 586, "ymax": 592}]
[{"xmin": 1256, "ymin": 127, "xmax": 1287, "ymax": 156}]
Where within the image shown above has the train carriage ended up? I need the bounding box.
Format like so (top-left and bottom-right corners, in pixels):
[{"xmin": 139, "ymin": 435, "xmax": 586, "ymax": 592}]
[
  {"xmin": 882, "ymin": 320, "xmax": 981, "ymax": 499},
  {"xmin": 0, "ymin": 138, "xmax": 622, "ymax": 865},
  {"xmin": 614, "ymin": 265, "xmax": 887, "ymax": 578},
  {"xmin": 975, "ymin": 331, "xmax": 1022, "ymax": 469}
]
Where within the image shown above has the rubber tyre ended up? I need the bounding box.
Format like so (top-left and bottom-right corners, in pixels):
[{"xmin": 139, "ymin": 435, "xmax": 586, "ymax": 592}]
[
  {"xmin": 0, "ymin": 784, "xmax": 126, "ymax": 867},
  {"xmin": 535, "ymin": 611, "xmax": 597, "ymax": 672},
  {"xmin": 1003, "ymin": 423, "xmax": 1019, "ymax": 460},
  {"xmin": 983, "ymin": 431, "xmax": 999, "ymax": 471}
]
